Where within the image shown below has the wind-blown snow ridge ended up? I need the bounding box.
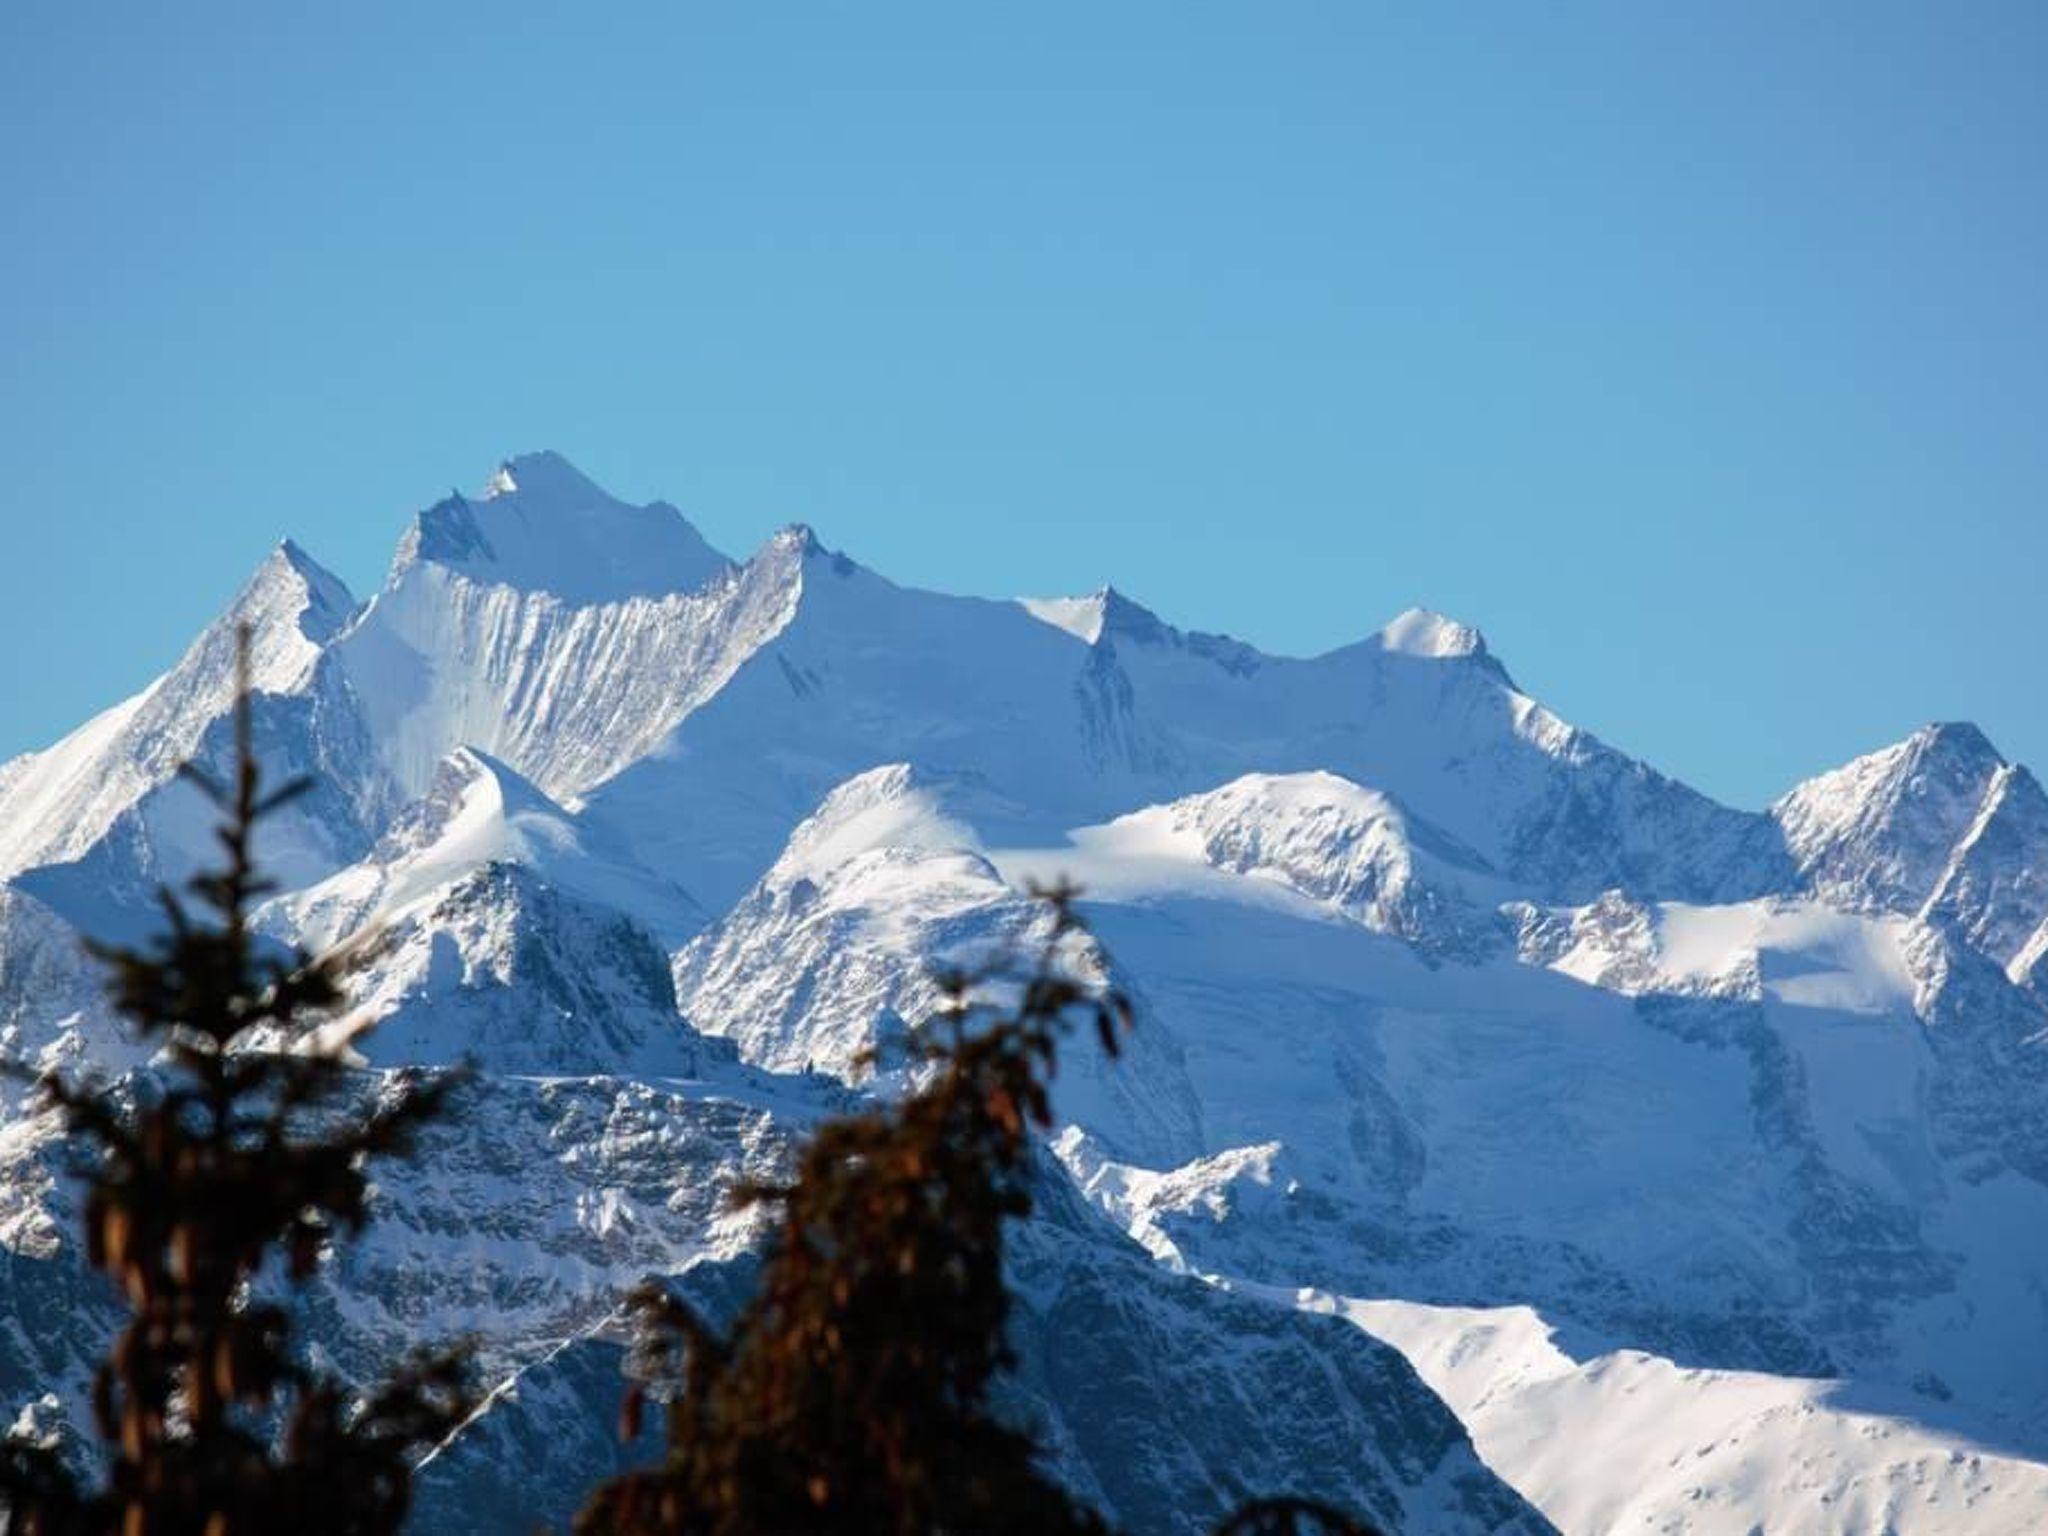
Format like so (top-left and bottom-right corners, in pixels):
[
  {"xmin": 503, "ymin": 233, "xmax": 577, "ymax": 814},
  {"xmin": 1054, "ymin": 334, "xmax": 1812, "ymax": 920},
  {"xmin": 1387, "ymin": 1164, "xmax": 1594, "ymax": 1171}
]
[{"xmin": 3, "ymin": 450, "xmax": 2046, "ymax": 1534}]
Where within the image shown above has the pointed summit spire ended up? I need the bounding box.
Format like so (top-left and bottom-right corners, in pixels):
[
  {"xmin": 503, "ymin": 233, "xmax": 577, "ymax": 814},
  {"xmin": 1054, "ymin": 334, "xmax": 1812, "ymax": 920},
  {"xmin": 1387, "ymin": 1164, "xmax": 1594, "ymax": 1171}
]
[
  {"xmin": 1017, "ymin": 584, "xmax": 1171, "ymax": 646},
  {"xmin": 1094, "ymin": 584, "xmax": 1173, "ymax": 644},
  {"xmin": 1774, "ymin": 718, "xmax": 2019, "ymax": 918},
  {"xmin": 388, "ymin": 451, "xmax": 733, "ymax": 604},
  {"xmin": 480, "ymin": 449, "xmax": 610, "ymax": 508}
]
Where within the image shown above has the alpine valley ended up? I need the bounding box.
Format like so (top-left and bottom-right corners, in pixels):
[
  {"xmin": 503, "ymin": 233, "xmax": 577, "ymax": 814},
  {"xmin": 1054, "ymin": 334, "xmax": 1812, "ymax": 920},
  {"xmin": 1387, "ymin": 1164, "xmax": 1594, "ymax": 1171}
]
[{"xmin": 4, "ymin": 452, "xmax": 2047, "ymax": 1534}]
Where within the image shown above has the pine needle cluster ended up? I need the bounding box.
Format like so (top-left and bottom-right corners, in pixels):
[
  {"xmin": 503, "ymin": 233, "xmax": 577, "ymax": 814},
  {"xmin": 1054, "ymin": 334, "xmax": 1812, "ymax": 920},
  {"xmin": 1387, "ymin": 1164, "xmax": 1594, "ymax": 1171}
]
[
  {"xmin": 0, "ymin": 633, "xmax": 470, "ymax": 1536},
  {"xmin": 0, "ymin": 631, "xmax": 1379, "ymax": 1536},
  {"xmin": 573, "ymin": 895, "xmax": 1379, "ymax": 1536}
]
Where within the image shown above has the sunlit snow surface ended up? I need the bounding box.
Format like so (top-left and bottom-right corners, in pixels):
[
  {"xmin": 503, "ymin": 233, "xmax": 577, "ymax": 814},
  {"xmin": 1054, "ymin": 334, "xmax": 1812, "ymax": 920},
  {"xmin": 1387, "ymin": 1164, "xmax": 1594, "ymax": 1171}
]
[{"xmin": 5, "ymin": 454, "xmax": 2048, "ymax": 1534}]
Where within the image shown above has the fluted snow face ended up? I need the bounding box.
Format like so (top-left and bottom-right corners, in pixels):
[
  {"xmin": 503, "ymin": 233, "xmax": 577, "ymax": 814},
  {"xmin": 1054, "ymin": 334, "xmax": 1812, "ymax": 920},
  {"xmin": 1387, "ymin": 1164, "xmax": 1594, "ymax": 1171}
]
[
  {"xmin": 0, "ymin": 541, "xmax": 357, "ymax": 882},
  {"xmin": 338, "ymin": 518, "xmax": 800, "ymax": 805},
  {"xmin": 11, "ymin": 452, "xmax": 2048, "ymax": 1533}
]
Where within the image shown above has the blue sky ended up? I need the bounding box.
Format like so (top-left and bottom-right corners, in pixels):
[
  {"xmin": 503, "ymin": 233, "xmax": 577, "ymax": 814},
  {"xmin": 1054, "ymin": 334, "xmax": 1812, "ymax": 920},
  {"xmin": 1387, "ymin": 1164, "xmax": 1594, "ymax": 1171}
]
[{"xmin": 3, "ymin": 3, "xmax": 2043, "ymax": 807}]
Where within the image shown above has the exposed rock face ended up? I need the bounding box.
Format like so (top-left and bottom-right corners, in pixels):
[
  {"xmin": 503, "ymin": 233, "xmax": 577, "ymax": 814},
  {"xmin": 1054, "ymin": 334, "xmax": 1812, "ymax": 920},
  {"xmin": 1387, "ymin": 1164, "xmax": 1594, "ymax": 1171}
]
[{"xmin": 5, "ymin": 454, "xmax": 2047, "ymax": 1533}]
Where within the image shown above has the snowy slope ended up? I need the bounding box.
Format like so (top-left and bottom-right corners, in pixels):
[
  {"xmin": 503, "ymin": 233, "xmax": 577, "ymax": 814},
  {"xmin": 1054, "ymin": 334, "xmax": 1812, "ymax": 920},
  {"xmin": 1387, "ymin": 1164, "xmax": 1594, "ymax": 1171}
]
[
  {"xmin": 582, "ymin": 541, "xmax": 1787, "ymax": 914},
  {"xmin": 0, "ymin": 540, "xmax": 356, "ymax": 883},
  {"xmin": 330, "ymin": 453, "xmax": 792, "ymax": 803},
  {"xmin": 265, "ymin": 746, "xmax": 704, "ymax": 950},
  {"xmin": 672, "ymin": 764, "xmax": 1208, "ymax": 1170},
  {"xmin": 1774, "ymin": 724, "xmax": 2048, "ymax": 966},
  {"xmin": 2, "ymin": 452, "xmax": 2045, "ymax": 1534},
  {"xmin": 1919, "ymin": 763, "xmax": 2048, "ymax": 966},
  {"xmin": 1084, "ymin": 771, "xmax": 1515, "ymax": 959},
  {"xmin": 392, "ymin": 451, "xmax": 731, "ymax": 604},
  {"xmin": 1325, "ymin": 1295, "xmax": 2048, "ymax": 1535}
]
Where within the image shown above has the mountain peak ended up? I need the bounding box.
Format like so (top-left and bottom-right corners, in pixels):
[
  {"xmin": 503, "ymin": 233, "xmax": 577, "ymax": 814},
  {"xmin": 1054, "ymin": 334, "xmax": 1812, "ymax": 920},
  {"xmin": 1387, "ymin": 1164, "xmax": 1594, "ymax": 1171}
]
[
  {"xmin": 1904, "ymin": 720, "xmax": 2006, "ymax": 772},
  {"xmin": 1373, "ymin": 607, "xmax": 1490, "ymax": 661},
  {"xmin": 479, "ymin": 449, "xmax": 607, "ymax": 507},
  {"xmin": 768, "ymin": 763, "xmax": 993, "ymax": 887},
  {"xmin": 1096, "ymin": 584, "xmax": 1173, "ymax": 644},
  {"xmin": 390, "ymin": 452, "xmax": 732, "ymax": 604},
  {"xmin": 1017, "ymin": 584, "xmax": 1169, "ymax": 646},
  {"xmin": 1019, "ymin": 590, "xmax": 1109, "ymax": 644},
  {"xmin": 260, "ymin": 537, "xmax": 353, "ymax": 615},
  {"xmin": 771, "ymin": 522, "xmax": 822, "ymax": 556},
  {"xmin": 1773, "ymin": 718, "xmax": 2021, "ymax": 918},
  {"xmin": 1105, "ymin": 769, "xmax": 1506, "ymax": 955},
  {"xmin": 229, "ymin": 540, "xmax": 357, "ymax": 689},
  {"xmin": 754, "ymin": 523, "xmax": 873, "ymax": 589}
]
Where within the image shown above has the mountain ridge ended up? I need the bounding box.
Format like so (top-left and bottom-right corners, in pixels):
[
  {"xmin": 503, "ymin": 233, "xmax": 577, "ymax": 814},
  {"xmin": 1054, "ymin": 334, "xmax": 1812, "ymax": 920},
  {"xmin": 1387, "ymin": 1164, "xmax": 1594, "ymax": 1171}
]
[{"xmin": 2, "ymin": 451, "xmax": 2045, "ymax": 1534}]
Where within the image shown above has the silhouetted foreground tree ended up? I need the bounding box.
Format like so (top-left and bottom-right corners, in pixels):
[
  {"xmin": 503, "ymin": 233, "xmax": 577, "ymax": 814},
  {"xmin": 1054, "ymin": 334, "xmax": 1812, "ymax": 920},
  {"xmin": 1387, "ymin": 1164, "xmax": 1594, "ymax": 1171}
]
[
  {"xmin": 574, "ymin": 895, "xmax": 1381, "ymax": 1536},
  {"xmin": 0, "ymin": 633, "xmax": 1380, "ymax": 1535},
  {"xmin": 0, "ymin": 633, "xmax": 471, "ymax": 1536}
]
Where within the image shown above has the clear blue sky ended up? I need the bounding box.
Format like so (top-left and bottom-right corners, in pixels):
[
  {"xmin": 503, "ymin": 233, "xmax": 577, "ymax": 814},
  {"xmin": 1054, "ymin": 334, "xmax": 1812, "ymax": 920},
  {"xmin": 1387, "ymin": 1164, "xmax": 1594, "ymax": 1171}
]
[{"xmin": 4, "ymin": 4, "xmax": 2043, "ymax": 807}]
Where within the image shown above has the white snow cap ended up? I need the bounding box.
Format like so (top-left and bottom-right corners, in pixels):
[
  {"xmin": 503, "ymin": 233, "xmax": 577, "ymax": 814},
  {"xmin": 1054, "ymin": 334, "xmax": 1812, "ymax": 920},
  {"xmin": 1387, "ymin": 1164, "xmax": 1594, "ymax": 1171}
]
[
  {"xmin": 1016, "ymin": 585, "xmax": 1171, "ymax": 646},
  {"xmin": 1020, "ymin": 590, "xmax": 1111, "ymax": 644},
  {"xmin": 393, "ymin": 451, "xmax": 733, "ymax": 604},
  {"xmin": 1373, "ymin": 607, "xmax": 1489, "ymax": 660}
]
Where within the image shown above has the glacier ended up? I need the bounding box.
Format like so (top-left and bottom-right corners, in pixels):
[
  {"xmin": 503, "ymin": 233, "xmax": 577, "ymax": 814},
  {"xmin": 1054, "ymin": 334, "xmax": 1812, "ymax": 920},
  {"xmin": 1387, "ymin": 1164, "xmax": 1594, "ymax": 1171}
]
[{"xmin": 2, "ymin": 450, "xmax": 2046, "ymax": 1533}]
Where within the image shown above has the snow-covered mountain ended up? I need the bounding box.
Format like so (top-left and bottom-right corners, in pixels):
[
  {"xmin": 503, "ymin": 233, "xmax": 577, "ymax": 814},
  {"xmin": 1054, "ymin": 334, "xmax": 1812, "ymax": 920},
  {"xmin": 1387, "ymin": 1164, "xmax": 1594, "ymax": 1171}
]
[
  {"xmin": 3, "ymin": 452, "xmax": 2046, "ymax": 1534},
  {"xmin": 1773, "ymin": 722, "xmax": 2048, "ymax": 969}
]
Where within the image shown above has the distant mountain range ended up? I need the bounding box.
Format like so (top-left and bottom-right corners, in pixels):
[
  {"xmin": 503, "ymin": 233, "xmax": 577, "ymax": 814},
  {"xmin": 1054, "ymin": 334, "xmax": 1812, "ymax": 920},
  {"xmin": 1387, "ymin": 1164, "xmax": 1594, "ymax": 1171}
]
[{"xmin": 4, "ymin": 451, "xmax": 2046, "ymax": 1533}]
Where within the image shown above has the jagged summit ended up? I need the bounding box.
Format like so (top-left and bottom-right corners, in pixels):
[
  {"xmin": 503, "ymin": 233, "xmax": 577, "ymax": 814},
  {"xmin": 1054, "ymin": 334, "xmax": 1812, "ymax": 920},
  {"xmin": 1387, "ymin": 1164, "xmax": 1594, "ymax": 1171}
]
[
  {"xmin": 390, "ymin": 451, "xmax": 732, "ymax": 604},
  {"xmin": 771, "ymin": 520, "xmax": 820, "ymax": 553},
  {"xmin": 274, "ymin": 535, "xmax": 344, "ymax": 585},
  {"xmin": 1774, "ymin": 719, "xmax": 2011, "ymax": 843},
  {"xmin": 234, "ymin": 539, "xmax": 359, "ymax": 687},
  {"xmin": 757, "ymin": 521, "xmax": 859, "ymax": 574},
  {"xmin": 8, "ymin": 453, "xmax": 2048, "ymax": 1534},
  {"xmin": 1878, "ymin": 720, "xmax": 2009, "ymax": 782},
  {"xmin": 1771, "ymin": 717, "xmax": 2044, "ymax": 948}
]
